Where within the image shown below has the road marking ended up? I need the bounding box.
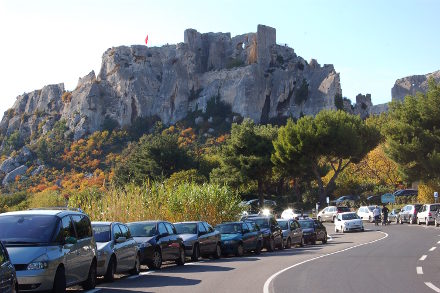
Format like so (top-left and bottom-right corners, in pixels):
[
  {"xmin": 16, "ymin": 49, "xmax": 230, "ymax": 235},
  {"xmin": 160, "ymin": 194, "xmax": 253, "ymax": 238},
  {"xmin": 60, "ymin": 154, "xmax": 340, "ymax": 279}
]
[
  {"xmin": 429, "ymin": 247, "xmax": 437, "ymax": 252},
  {"xmin": 425, "ymin": 282, "xmax": 440, "ymax": 293},
  {"xmin": 417, "ymin": 267, "xmax": 423, "ymax": 275},
  {"xmin": 140, "ymin": 271, "xmax": 154, "ymax": 276},
  {"xmin": 85, "ymin": 289, "xmax": 100, "ymax": 293},
  {"xmin": 420, "ymin": 255, "xmax": 427, "ymax": 261},
  {"xmin": 437, "ymin": 240, "xmax": 440, "ymax": 244},
  {"xmin": 263, "ymin": 231, "xmax": 388, "ymax": 293}
]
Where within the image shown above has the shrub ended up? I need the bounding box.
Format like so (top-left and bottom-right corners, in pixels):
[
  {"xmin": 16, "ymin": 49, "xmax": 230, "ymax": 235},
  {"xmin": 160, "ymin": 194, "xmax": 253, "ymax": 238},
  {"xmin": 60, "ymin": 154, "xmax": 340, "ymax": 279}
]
[{"xmin": 28, "ymin": 190, "xmax": 66, "ymax": 208}]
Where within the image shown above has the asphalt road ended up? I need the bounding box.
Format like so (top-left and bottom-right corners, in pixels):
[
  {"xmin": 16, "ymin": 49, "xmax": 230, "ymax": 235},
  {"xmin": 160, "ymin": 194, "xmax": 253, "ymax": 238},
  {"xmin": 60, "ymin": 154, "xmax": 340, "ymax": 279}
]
[{"xmin": 76, "ymin": 222, "xmax": 440, "ymax": 293}]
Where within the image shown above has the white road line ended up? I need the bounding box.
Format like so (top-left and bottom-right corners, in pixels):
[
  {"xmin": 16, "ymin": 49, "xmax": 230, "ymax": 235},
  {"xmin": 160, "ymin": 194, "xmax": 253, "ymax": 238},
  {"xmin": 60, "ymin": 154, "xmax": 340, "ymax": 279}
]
[
  {"xmin": 417, "ymin": 267, "xmax": 424, "ymax": 275},
  {"xmin": 437, "ymin": 240, "xmax": 440, "ymax": 244},
  {"xmin": 140, "ymin": 271, "xmax": 154, "ymax": 276},
  {"xmin": 429, "ymin": 247, "xmax": 437, "ymax": 252},
  {"xmin": 263, "ymin": 231, "xmax": 388, "ymax": 293},
  {"xmin": 85, "ymin": 289, "xmax": 100, "ymax": 293},
  {"xmin": 420, "ymin": 255, "xmax": 427, "ymax": 261},
  {"xmin": 126, "ymin": 275, "xmax": 140, "ymax": 280},
  {"xmin": 425, "ymin": 282, "xmax": 440, "ymax": 293}
]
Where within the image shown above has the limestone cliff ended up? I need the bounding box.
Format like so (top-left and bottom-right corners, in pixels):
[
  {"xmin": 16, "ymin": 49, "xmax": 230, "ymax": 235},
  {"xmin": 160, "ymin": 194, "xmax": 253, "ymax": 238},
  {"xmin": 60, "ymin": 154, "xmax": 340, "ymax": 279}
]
[
  {"xmin": 0, "ymin": 25, "xmax": 341, "ymax": 143},
  {"xmin": 392, "ymin": 70, "xmax": 440, "ymax": 101}
]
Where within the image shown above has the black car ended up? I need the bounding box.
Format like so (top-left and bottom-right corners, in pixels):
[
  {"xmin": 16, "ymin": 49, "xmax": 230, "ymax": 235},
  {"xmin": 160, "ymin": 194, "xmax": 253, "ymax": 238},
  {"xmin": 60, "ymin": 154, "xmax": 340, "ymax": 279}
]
[
  {"xmin": 0, "ymin": 241, "xmax": 17, "ymax": 293},
  {"xmin": 241, "ymin": 216, "xmax": 283, "ymax": 251},
  {"xmin": 127, "ymin": 221, "xmax": 185, "ymax": 269},
  {"xmin": 393, "ymin": 189, "xmax": 418, "ymax": 197},
  {"xmin": 298, "ymin": 219, "xmax": 327, "ymax": 245},
  {"xmin": 174, "ymin": 221, "xmax": 222, "ymax": 261},
  {"xmin": 215, "ymin": 222, "xmax": 263, "ymax": 256}
]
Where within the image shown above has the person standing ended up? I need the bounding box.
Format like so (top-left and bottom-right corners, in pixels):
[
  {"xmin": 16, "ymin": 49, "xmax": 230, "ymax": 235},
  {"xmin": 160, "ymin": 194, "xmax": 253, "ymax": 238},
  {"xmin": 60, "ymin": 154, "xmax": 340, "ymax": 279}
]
[
  {"xmin": 382, "ymin": 204, "xmax": 389, "ymax": 225},
  {"xmin": 373, "ymin": 206, "xmax": 381, "ymax": 226}
]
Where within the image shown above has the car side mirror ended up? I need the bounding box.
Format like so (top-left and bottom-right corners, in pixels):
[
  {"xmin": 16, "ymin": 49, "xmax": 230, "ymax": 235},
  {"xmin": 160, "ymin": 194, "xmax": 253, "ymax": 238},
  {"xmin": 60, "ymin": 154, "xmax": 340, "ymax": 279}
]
[
  {"xmin": 198, "ymin": 231, "xmax": 206, "ymax": 236},
  {"xmin": 65, "ymin": 236, "xmax": 77, "ymax": 245},
  {"xmin": 116, "ymin": 236, "xmax": 127, "ymax": 243},
  {"xmin": 159, "ymin": 232, "xmax": 169, "ymax": 238}
]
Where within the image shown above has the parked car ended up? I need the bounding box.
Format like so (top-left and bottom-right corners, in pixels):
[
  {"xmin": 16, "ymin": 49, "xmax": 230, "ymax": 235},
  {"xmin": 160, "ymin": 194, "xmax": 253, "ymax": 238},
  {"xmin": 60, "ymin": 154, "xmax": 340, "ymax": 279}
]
[
  {"xmin": 334, "ymin": 212, "xmax": 364, "ymax": 233},
  {"xmin": 393, "ymin": 189, "xmax": 418, "ymax": 197},
  {"xmin": 0, "ymin": 208, "xmax": 97, "ymax": 292},
  {"xmin": 388, "ymin": 209, "xmax": 401, "ymax": 223},
  {"xmin": 92, "ymin": 222, "xmax": 140, "ymax": 281},
  {"xmin": 417, "ymin": 204, "xmax": 440, "ymax": 225},
  {"xmin": 357, "ymin": 206, "xmax": 380, "ymax": 222},
  {"xmin": 434, "ymin": 211, "xmax": 440, "ymax": 227},
  {"xmin": 317, "ymin": 206, "xmax": 350, "ymax": 223},
  {"xmin": 174, "ymin": 221, "xmax": 222, "ymax": 261},
  {"xmin": 276, "ymin": 219, "xmax": 304, "ymax": 248},
  {"xmin": 241, "ymin": 199, "xmax": 277, "ymax": 214},
  {"xmin": 241, "ymin": 215, "xmax": 283, "ymax": 251},
  {"xmin": 298, "ymin": 219, "xmax": 327, "ymax": 244},
  {"xmin": 127, "ymin": 221, "xmax": 185, "ymax": 270},
  {"xmin": 215, "ymin": 222, "xmax": 263, "ymax": 256},
  {"xmin": 280, "ymin": 208, "xmax": 302, "ymax": 220},
  {"xmin": 331, "ymin": 195, "xmax": 360, "ymax": 204},
  {"xmin": 0, "ymin": 241, "xmax": 17, "ymax": 293},
  {"xmin": 397, "ymin": 204, "xmax": 423, "ymax": 224}
]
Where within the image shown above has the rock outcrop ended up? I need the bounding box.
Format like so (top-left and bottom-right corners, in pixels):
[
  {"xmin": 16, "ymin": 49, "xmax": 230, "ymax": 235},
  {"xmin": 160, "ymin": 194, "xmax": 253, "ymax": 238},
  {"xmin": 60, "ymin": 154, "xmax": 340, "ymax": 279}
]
[
  {"xmin": 0, "ymin": 25, "xmax": 341, "ymax": 143},
  {"xmin": 392, "ymin": 70, "xmax": 440, "ymax": 101}
]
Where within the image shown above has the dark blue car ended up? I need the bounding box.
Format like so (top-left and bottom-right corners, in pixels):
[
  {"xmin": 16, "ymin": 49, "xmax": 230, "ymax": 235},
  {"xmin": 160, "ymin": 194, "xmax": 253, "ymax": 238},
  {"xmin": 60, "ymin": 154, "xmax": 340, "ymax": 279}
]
[
  {"xmin": 298, "ymin": 219, "xmax": 327, "ymax": 245},
  {"xmin": 215, "ymin": 222, "xmax": 263, "ymax": 256}
]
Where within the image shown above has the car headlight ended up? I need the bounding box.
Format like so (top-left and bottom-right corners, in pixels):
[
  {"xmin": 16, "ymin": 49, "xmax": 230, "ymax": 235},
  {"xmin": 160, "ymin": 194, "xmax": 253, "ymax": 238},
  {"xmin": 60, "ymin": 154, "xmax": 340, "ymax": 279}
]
[{"xmin": 27, "ymin": 254, "xmax": 49, "ymax": 270}]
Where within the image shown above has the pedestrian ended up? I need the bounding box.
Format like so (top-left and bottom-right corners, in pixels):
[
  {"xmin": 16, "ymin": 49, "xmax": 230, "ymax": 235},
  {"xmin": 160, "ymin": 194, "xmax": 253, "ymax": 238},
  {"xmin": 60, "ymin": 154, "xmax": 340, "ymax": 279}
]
[
  {"xmin": 373, "ymin": 206, "xmax": 381, "ymax": 226},
  {"xmin": 382, "ymin": 204, "xmax": 389, "ymax": 225}
]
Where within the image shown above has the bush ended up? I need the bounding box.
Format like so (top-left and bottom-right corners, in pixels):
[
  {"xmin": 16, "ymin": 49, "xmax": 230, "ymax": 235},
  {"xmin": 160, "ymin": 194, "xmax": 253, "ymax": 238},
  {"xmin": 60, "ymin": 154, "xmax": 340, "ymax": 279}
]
[
  {"xmin": 418, "ymin": 181, "xmax": 440, "ymax": 203},
  {"xmin": 28, "ymin": 190, "xmax": 66, "ymax": 209},
  {"xmin": 0, "ymin": 191, "xmax": 29, "ymax": 212}
]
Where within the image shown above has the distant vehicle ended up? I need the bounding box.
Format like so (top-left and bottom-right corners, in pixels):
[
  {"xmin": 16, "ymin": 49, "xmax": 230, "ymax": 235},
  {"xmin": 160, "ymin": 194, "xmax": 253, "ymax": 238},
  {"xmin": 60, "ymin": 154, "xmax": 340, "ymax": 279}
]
[
  {"xmin": 92, "ymin": 222, "xmax": 140, "ymax": 281},
  {"xmin": 280, "ymin": 208, "xmax": 302, "ymax": 220},
  {"xmin": 331, "ymin": 195, "xmax": 360, "ymax": 204},
  {"xmin": 357, "ymin": 206, "xmax": 380, "ymax": 222},
  {"xmin": 366, "ymin": 195, "xmax": 381, "ymax": 204},
  {"xmin": 215, "ymin": 222, "xmax": 263, "ymax": 256},
  {"xmin": 298, "ymin": 219, "xmax": 327, "ymax": 244},
  {"xmin": 393, "ymin": 189, "xmax": 418, "ymax": 197},
  {"xmin": 276, "ymin": 219, "xmax": 304, "ymax": 248},
  {"xmin": 335, "ymin": 212, "xmax": 364, "ymax": 233},
  {"xmin": 434, "ymin": 211, "xmax": 440, "ymax": 227},
  {"xmin": 0, "ymin": 240, "xmax": 17, "ymax": 293},
  {"xmin": 0, "ymin": 208, "xmax": 97, "ymax": 292},
  {"xmin": 242, "ymin": 199, "xmax": 277, "ymax": 214},
  {"xmin": 317, "ymin": 206, "xmax": 350, "ymax": 223},
  {"xmin": 127, "ymin": 221, "xmax": 185, "ymax": 270},
  {"xmin": 416, "ymin": 204, "xmax": 440, "ymax": 226},
  {"xmin": 388, "ymin": 209, "xmax": 401, "ymax": 223},
  {"xmin": 398, "ymin": 204, "xmax": 423, "ymax": 224},
  {"xmin": 174, "ymin": 221, "xmax": 222, "ymax": 261},
  {"xmin": 240, "ymin": 215, "xmax": 283, "ymax": 251}
]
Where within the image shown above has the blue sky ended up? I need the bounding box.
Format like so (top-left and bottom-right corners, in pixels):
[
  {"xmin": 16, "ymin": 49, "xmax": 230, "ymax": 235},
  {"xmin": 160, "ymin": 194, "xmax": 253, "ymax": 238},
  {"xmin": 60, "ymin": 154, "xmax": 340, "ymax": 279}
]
[{"xmin": 0, "ymin": 0, "xmax": 439, "ymax": 116}]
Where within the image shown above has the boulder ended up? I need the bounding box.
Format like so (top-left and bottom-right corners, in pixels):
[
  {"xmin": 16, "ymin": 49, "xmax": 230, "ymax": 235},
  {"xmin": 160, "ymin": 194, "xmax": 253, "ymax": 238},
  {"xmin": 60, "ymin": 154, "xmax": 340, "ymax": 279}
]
[{"xmin": 3, "ymin": 165, "xmax": 28, "ymax": 185}]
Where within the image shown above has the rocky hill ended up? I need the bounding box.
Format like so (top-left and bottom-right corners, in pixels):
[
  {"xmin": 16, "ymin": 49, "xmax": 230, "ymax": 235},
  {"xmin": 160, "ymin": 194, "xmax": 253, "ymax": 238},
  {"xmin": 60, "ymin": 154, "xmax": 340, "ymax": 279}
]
[
  {"xmin": 392, "ymin": 70, "xmax": 440, "ymax": 101},
  {"xmin": 0, "ymin": 25, "xmax": 341, "ymax": 145}
]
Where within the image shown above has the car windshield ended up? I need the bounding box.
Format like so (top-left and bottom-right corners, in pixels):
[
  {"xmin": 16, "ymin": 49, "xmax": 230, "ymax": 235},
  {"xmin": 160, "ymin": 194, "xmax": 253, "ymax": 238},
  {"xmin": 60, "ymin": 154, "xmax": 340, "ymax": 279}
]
[
  {"xmin": 342, "ymin": 213, "xmax": 359, "ymax": 220},
  {"xmin": 215, "ymin": 223, "xmax": 242, "ymax": 234},
  {"xmin": 92, "ymin": 224, "xmax": 111, "ymax": 242},
  {"xmin": 174, "ymin": 223, "xmax": 197, "ymax": 234},
  {"xmin": 246, "ymin": 218, "xmax": 269, "ymax": 228},
  {"xmin": 298, "ymin": 221, "xmax": 314, "ymax": 229},
  {"xmin": 277, "ymin": 220, "xmax": 288, "ymax": 230},
  {"xmin": 0, "ymin": 215, "xmax": 58, "ymax": 244},
  {"xmin": 127, "ymin": 223, "xmax": 157, "ymax": 237}
]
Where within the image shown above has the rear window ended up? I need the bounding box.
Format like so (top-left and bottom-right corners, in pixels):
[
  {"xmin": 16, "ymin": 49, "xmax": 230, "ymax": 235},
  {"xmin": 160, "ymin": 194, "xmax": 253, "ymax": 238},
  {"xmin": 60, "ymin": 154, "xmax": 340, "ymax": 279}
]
[
  {"xmin": 174, "ymin": 223, "xmax": 197, "ymax": 234},
  {"xmin": 0, "ymin": 215, "xmax": 58, "ymax": 244},
  {"xmin": 430, "ymin": 205, "xmax": 440, "ymax": 212},
  {"xmin": 246, "ymin": 218, "xmax": 270, "ymax": 229},
  {"xmin": 337, "ymin": 207, "xmax": 350, "ymax": 212},
  {"xmin": 277, "ymin": 220, "xmax": 288, "ymax": 230},
  {"xmin": 127, "ymin": 223, "xmax": 157, "ymax": 237},
  {"xmin": 93, "ymin": 225, "xmax": 111, "ymax": 242},
  {"xmin": 298, "ymin": 221, "xmax": 314, "ymax": 229},
  {"xmin": 215, "ymin": 223, "xmax": 242, "ymax": 234}
]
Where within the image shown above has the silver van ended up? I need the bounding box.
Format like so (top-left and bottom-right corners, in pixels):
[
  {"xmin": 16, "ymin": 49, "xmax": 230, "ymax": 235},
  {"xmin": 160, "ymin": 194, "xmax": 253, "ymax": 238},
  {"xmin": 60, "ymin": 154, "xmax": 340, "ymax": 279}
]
[{"xmin": 0, "ymin": 209, "xmax": 97, "ymax": 292}]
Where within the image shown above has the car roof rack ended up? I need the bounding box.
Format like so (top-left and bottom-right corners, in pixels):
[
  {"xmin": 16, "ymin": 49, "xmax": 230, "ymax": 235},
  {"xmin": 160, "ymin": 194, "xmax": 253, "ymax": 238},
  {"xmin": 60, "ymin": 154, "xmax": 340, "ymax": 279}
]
[{"xmin": 28, "ymin": 207, "xmax": 85, "ymax": 213}]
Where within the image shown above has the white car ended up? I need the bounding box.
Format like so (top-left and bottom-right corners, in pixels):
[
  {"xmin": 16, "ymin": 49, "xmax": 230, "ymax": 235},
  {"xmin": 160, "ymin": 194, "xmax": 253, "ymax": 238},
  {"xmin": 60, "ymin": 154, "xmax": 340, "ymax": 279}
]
[
  {"xmin": 281, "ymin": 208, "xmax": 302, "ymax": 220},
  {"xmin": 357, "ymin": 206, "xmax": 378, "ymax": 222},
  {"xmin": 416, "ymin": 204, "xmax": 440, "ymax": 225},
  {"xmin": 335, "ymin": 212, "xmax": 364, "ymax": 233}
]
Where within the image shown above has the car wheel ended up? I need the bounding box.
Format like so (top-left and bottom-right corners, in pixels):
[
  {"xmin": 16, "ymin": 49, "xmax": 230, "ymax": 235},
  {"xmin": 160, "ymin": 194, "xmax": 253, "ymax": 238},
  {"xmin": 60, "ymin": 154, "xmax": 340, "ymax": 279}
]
[
  {"xmin": 435, "ymin": 219, "xmax": 439, "ymax": 227},
  {"xmin": 322, "ymin": 234, "xmax": 327, "ymax": 244},
  {"xmin": 399, "ymin": 217, "xmax": 403, "ymax": 224},
  {"xmin": 267, "ymin": 238, "xmax": 275, "ymax": 252},
  {"xmin": 130, "ymin": 253, "xmax": 141, "ymax": 275},
  {"xmin": 426, "ymin": 218, "xmax": 430, "ymax": 226},
  {"xmin": 213, "ymin": 243, "xmax": 222, "ymax": 259},
  {"xmin": 254, "ymin": 241, "xmax": 262, "ymax": 255},
  {"xmin": 52, "ymin": 266, "xmax": 66, "ymax": 293},
  {"xmin": 318, "ymin": 216, "xmax": 321, "ymax": 222},
  {"xmin": 311, "ymin": 239, "xmax": 316, "ymax": 245},
  {"xmin": 286, "ymin": 238, "xmax": 292, "ymax": 249},
  {"xmin": 176, "ymin": 246, "xmax": 185, "ymax": 266},
  {"xmin": 104, "ymin": 256, "xmax": 116, "ymax": 282},
  {"xmin": 417, "ymin": 217, "xmax": 421, "ymax": 225},
  {"xmin": 369, "ymin": 216, "xmax": 372, "ymax": 223},
  {"xmin": 409, "ymin": 216, "xmax": 414, "ymax": 224},
  {"xmin": 278, "ymin": 237, "xmax": 284, "ymax": 250},
  {"xmin": 235, "ymin": 243, "xmax": 244, "ymax": 257},
  {"xmin": 148, "ymin": 249, "xmax": 162, "ymax": 270},
  {"xmin": 191, "ymin": 244, "xmax": 200, "ymax": 262},
  {"xmin": 300, "ymin": 237, "xmax": 304, "ymax": 247},
  {"xmin": 82, "ymin": 260, "xmax": 97, "ymax": 290}
]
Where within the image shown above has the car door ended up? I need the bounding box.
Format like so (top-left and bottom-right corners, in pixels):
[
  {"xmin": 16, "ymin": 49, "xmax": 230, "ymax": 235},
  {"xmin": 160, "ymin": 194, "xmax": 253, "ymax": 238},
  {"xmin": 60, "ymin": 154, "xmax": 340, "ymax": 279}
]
[
  {"xmin": 165, "ymin": 222, "xmax": 180, "ymax": 259},
  {"xmin": 157, "ymin": 223, "xmax": 171, "ymax": 260},
  {"xmin": 71, "ymin": 215, "xmax": 94, "ymax": 281},
  {"xmin": 241, "ymin": 223, "xmax": 254, "ymax": 251},
  {"xmin": 203, "ymin": 222, "xmax": 217, "ymax": 253},
  {"xmin": 291, "ymin": 220, "xmax": 302, "ymax": 243},
  {"xmin": 402, "ymin": 206, "xmax": 409, "ymax": 221},
  {"xmin": 60, "ymin": 215, "xmax": 81, "ymax": 285},
  {"xmin": 119, "ymin": 224, "xmax": 137, "ymax": 271},
  {"xmin": 0, "ymin": 243, "xmax": 14, "ymax": 293},
  {"xmin": 197, "ymin": 222, "xmax": 209, "ymax": 255},
  {"xmin": 111, "ymin": 224, "xmax": 125, "ymax": 271}
]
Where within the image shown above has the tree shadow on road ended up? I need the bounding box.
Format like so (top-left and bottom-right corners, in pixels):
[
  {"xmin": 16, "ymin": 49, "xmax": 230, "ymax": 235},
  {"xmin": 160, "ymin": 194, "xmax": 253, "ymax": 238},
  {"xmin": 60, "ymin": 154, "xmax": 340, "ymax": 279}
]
[{"xmin": 98, "ymin": 274, "xmax": 201, "ymax": 291}]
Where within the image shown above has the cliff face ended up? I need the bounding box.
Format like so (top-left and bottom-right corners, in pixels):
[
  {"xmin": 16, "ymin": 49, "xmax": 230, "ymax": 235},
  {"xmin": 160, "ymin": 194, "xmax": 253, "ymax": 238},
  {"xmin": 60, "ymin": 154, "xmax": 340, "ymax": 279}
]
[
  {"xmin": 0, "ymin": 25, "xmax": 341, "ymax": 142},
  {"xmin": 392, "ymin": 70, "xmax": 440, "ymax": 101}
]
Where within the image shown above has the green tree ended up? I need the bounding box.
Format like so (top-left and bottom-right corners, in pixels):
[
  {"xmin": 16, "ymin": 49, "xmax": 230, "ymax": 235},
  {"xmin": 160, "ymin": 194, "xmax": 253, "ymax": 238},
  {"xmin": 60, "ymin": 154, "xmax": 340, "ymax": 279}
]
[
  {"xmin": 272, "ymin": 110, "xmax": 381, "ymax": 205},
  {"xmin": 383, "ymin": 79, "xmax": 440, "ymax": 182},
  {"xmin": 211, "ymin": 119, "xmax": 278, "ymax": 207},
  {"xmin": 114, "ymin": 129, "xmax": 194, "ymax": 185}
]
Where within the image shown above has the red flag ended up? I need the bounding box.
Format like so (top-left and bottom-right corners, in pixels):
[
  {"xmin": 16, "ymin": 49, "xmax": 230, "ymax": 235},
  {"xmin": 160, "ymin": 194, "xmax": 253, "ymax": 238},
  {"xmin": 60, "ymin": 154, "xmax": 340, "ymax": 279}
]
[{"xmin": 145, "ymin": 35, "xmax": 148, "ymax": 45}]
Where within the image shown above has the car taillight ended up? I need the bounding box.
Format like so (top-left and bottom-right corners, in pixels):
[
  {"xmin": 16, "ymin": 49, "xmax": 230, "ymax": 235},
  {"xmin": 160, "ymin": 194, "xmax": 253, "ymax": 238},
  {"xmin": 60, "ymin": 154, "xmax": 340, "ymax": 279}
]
[
  {"xmin": 428, "ymin": 212, "xmax": 432, "ymax": 217},
  {"xmin": 414, "ymin": 210, "xmax": 417, "ymax": 214}
]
